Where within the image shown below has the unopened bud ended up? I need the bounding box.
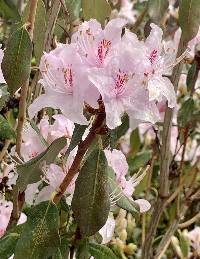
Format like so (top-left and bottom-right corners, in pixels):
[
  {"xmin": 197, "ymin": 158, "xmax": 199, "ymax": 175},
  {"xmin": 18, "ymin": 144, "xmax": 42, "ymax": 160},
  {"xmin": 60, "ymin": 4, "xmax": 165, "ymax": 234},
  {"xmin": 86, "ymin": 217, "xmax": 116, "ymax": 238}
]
[
  {"xmin": 124, "ymin": 243, "xmax": 137, "ymax": 255},
  {"xmin": 119, "ymin": 229, "xmax": 127, "ymax": 242}
]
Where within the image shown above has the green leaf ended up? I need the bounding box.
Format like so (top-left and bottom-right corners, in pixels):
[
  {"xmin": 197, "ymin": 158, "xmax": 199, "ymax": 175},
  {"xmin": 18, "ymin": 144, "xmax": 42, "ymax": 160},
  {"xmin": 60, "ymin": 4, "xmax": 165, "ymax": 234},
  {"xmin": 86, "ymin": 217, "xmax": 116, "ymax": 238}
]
[
  {"xmin": 104, "ymin": 114, "xmax": 129, "ymax": 149},
  {"xmin": 82, "ymin": 0, "xmax": 111, "ymax": 25},
  {"xmin": 128, "ymin": 150, "xmax": 152, "ymax": 173},
  {"xmin": 72, "ymin": 148, "xmax": 110, "ymax": 236},
  {"xmin": 148, "ymin": 0, "xmax": 169, "ymax": 24},
  {"xmin": 108, "ymin": 168, "xmax": 139, "ymax": 216},
  {"xmin": 179, "ymin": 0, "xmax": 200, "ymax": 44},
  {"xmin": 65, "ymin": 0, "xmax": 82, "ymax": 21},
  {"xmin": 130, "ymin": 128, "xmax": 141, "ymax": 156},
  {"xmin": 15, "ymin": 201, "xmax": 60, "ymax": 259},
  {"xmin": 0, "ymin": 0, "xmax": 21, "ymax": 21},
  {"xmin": 76, "ymin": 239, "xmax": 91, "ymax": 259},
  {"xmin": 65, "ymin": 123, "xmax": 87, "ymax": 156},
  {"xmin": 16, "ymin": 136, "xmax": 67, "ymax": 192},
  {"xmin": 0, "ymin": 115, "xmax": 15, "ymax": 139},
  {"xmin": 2, "ymin": 27, "xmax": 32, "ymax": 95},
  {"xmin": 178, "ymin": 230, "xmax": 189, "ymax": 258},
  {"xmin": 0, "ymin": 224, "xmax": 24, "ymax": 259},
  {"xmin": 33, "ymin": 0, "xmax": 46, "ymax": 64},
  {"xmin": 177, "ymin": 98, "xmax": 194, "ymax": 127},
  {"xmin": 88, "ymin": 243, "xmax": 117, "ymax": 259},
  {"xmin": 0, "ymin": 84, "xmax": 9, "ymax": 111},
  {"xmin": 186, "ymin": 63, "xmax": 197, "ymax": 92},
  {"xmin": 54, "ymin": 236, "xmax": 69, "ymax": 259}
]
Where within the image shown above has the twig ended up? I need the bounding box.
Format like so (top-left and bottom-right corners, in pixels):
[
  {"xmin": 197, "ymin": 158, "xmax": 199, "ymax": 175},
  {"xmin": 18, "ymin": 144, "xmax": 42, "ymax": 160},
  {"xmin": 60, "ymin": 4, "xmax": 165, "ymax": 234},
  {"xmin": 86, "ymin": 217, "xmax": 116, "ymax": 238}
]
[
  {"xmin": 11, "ymin": 0, "xmax": 38, "ymax": 227},
  {"xmin": 155, "ymin": 218, "xmax": 181, "ymax": 259},
  {"xmin": 16, "ymin": 0, "xmax": 38, "ymax": 155},
  {"xmin": 131, "ymin": 4, "xmax": 148, "ymax": 33},
  {"xmin": 53, "ymin": 99, "xmax": 106, "ymax": 204},
  {"xmin": 142, "ymin": 154, "xmax": 156, "ymax": 246},
  {"xmin": 178, "ymin": 211, "xmax": 200, "ymax": 229},
  {"xmin": 142, "ymin": 38, "xmax": 187, "ymax": 259}
]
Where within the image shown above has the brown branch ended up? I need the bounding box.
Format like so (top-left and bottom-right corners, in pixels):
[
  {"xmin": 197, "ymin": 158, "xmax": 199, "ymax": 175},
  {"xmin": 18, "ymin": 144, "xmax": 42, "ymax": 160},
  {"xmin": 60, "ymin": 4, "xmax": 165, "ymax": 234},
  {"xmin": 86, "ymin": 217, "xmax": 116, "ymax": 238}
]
[
  {"xmin": 53, "ymin": 100, "xmax": 106, "ymax": 204},
  {"xmin": 142, "ymin": 38, "xmax": 187, "ymax": 259},
  {"xmin": 11, "ymin": 0, "xmax": 38, "ymax": 227},
  {"xmin": 16, "ymin": 0, "xmax": 38, "ymax": 155}
]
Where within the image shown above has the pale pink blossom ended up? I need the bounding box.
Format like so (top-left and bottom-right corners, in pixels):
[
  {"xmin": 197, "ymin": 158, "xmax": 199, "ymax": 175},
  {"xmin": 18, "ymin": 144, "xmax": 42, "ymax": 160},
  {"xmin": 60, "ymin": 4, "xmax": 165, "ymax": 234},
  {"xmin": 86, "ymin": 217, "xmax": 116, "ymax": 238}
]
[
  {"xmin": 0, "ymin": 199, "xmax": 13, "ymax": 237},
  {"xmin": 99, "ymin": 215, "xmax": 116, "ymax": 244},
  {"xmin": 187, "ymin": 226, "xmax": 200, "ymax": 256},
  {"xmin": 118, "ymin": 0, "xmax": 137, "ymax": 24},
  {"xmin": 143, "ymin": 24, "xmax": 177, "ymax": 108},
  {"xmin": 34, "ymin": 163, "xmax": 77, "ymax": 204},
  {"xmin": 21, "ymin": 115, "xmax": 74, "ymax": 161},
  {"xmin": 28, "ymin": 44, "xmax": 90, "ymax": 124},
  {"xmin": 0, "ymin": 49, "xmax": 6, "ymax": 84},
  {"xmin": 72, "ymin": 18, "xmax": 127, "ymax": 68},
  {"xmin": 88, "ymin": 40, "xmax": 159, "ymax": 129},
  {"xmin": 188, "ymin": 26, "xmax": 200, "ymax": 57},
  {"xmin": 0, "ymin": 198, "xmax": 27, "ymax": 237},
  {"xmin": 105, "ymin": 149, "xmax": 151, "ymax": 213}
]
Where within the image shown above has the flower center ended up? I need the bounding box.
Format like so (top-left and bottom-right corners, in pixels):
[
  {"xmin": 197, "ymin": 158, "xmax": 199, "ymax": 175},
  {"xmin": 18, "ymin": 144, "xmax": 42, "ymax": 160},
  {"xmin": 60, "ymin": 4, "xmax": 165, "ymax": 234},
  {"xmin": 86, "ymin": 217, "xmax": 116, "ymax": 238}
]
[
  {"xmin": 63, "ymin": 65, "xmax": 73, "ymax": 92},
  {"xmin": 115, "ymin": 70, "xmax": 129, "ymax": 95},
  {"xmin": 98, "ymin": 39, "xmax": 111, "ymax": 64},
  {"xmin": 149, "ymin": 49, "xmax": 158, "ymax": 64}
]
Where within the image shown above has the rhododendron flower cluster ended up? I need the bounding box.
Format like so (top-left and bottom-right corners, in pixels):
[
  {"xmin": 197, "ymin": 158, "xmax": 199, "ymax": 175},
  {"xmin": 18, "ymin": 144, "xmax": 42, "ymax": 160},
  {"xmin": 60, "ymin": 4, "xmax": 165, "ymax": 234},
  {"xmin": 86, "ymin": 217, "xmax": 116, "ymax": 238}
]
[
  {"xmin": 21, "ymin": 115, "xmax": 76, "ymax": 204},
  {"xmin": 29, "ymin": 18, "xmax": 177, "ymax": 129}
]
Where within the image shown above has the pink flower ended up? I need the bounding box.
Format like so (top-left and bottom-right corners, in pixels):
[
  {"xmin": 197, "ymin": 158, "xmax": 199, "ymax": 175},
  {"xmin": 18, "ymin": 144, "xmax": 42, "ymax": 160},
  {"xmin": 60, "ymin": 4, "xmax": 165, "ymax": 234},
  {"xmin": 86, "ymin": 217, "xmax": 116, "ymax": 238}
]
[
  {"xmin": 72, "ymin": 18, "xmax": 127, "ymax": 68},
  {"xmin": 88, "ymin": 40, "xmax": 159, "ymax": 129},
  {"xmin": 188, "ymin": 26, "xmax": 200, "ymax": 57},
  {"xmin": 28, "ymin": 44, "xmax": 90, "ymax": 124},
  {"xmin": 105, "ymin": 149, "xmax": 151, "ymax": 213},
  {"xmin": 34, "ymin": 162, "xmax": 77, "ymax": 204},
  {"xmin": 118, "ymin": 0, "xmax": 138, "ymax": 24},
  {"xmin": 187, "ymin": 226, "xmax": 200, "ymax": 256},
  {"xmin": 0, "ymin": 198, "xmax": 27, "ymax": 237},
  {"xmin": 21, "ymin": 115, "xmax": 74, "ymax": 161},
  {"xmin": 0, "ymin": 199, "xmax": 13, "ymax": 237},
  {"xmin": 143, "ymin": 24, "xmax": 177, "ymax": 108},
  {"xmin": 0, "ymin": 49, "xmax": 6, "ymax": 84},
  {"xmin": 99, "ymin": 215, "xmax": 116, "ymax": 244}
]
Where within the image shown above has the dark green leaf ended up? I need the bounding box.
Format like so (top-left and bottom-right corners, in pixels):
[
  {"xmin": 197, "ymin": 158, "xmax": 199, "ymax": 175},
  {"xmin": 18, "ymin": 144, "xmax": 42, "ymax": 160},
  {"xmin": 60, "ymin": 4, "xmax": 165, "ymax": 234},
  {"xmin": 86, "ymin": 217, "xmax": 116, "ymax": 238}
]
[
  {"xmin": 104, "ymin": 114, "xmax": 129, "ymax": 149},
  {"xmin": 2, "ymin": 27, "xmax": 32, "ymax": 95},
  {"xmin": 54, "ymin": 236, "xmax": 69, "ymax": 259},
  {"xmin": 15, "ymin": 201, "xmax": 60, "ymax": 259},
  {"xmin": 65, "ymin": 123, "xmax": 87, "ymax": 156},
  {"xmin": 16, "ymin": 136, "xmax": 67, "ymax": 192},
  {"xmin": 128, "ymin": 150, "xmax": 152, "ymax": 173},
  {"xmin": 0, "ymin": 224, "xmax": 24, "ymax": 259},
  {"xmin": 177, "ymin": 98, "xmax": 194, "ymax": 127},
  {"xmin": 186, "ymin": 63, "xmax": 197, "ymax": 92},
  {"xmin": 130, "ymin": 128, "xmax": 141, "ymax": 156},
  {"xmin": 179, "ymin": 0, "xmax": 200, "ymax": 44},
  {"xmin": 72, "ymin": 148, "xmax": 110, "ymax": 236},
  {"xmin": 148, "ymin": 0, "xmax": 169, "ymax": 24},
  {"xmin": 88, "ymin": 243, "xmax": 117, "ymax": 259},
  {"xmin": 0, "ymin": 115, "xmax": 15, "ymax": 139},
  {"xmin": 76, "ymin": 239, "xmax": 90, "ymax": 259},
  {"xmin": 33, "ymin": 0, "xmax": 47, "ymax": 64},
  {"xmin": 82, "ymin": 0, "xmax": 111, "ymax": 25},
  {"xmin": 0, "ymin": 0, "xmax": 21, "ymax": 21},
  {"xmin": 108, "ymin": 168, "xmax": 139, "ymax": 216}
]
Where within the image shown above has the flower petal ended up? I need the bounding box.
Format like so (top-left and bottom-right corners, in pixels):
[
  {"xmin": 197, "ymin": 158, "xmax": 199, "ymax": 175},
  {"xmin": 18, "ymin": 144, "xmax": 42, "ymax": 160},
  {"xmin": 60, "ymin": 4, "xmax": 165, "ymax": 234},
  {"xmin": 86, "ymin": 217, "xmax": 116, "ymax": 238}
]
[{"xmin": 134, "ymin": 199, "xmax": 151, "ymax": 213}]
